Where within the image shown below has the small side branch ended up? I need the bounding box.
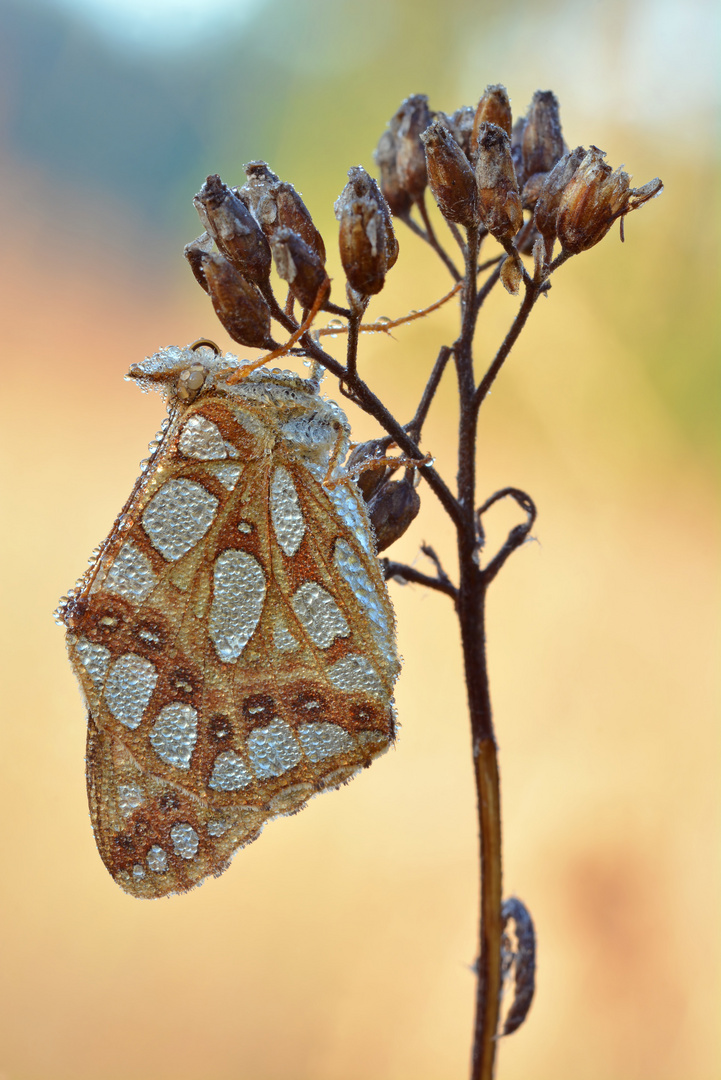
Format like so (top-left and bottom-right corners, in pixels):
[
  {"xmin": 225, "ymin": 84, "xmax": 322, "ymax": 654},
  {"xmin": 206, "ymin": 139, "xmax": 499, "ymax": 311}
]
[
  {"xmin": 382, "ymin": 557, "xmax": 457, "ymax": 600},
  {"xmin": 478, "ymin": 488, "xmax": 537, "ymax": 586},
  {"xmin": 416, "ymin": 194, "xmax": 462, "ymax": 282},
  {"xmin": 303, "ymin": 336, "xmax": 464, "ymax": 531},
  {"xmin": 406, "ymin": 345, "xmax": 453, "ymax": 441},
  {"xmin": 474, "ymin": 282, "xmax": 542, "ymax": 412}
]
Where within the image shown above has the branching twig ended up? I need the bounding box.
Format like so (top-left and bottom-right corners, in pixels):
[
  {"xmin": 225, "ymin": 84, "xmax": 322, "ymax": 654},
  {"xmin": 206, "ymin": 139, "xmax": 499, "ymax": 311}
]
[
  {"xmin": 406, "ymin": 345, "xmax": 453, "ymax": 441},
  {"xmin": 478, "ymin": 488, "xmax": 538, "ymax": 585},
  {"xmin": 186, "ymin": 95, "xmax": 661, "ymax": 1080},
  {"xmin": 416, "ymin": 194, "xmax": 462, "ymax": 281},
  {"xmin": 381, "ymin": 558, "xmax": 458, "ymax": 600},
  {"xmin": 317, "ymin": 282, "xmax": 462, "ymax": 340},
  {"xmin": 474, "ymin": 281, "xmax": 543, "ymax": 412}
]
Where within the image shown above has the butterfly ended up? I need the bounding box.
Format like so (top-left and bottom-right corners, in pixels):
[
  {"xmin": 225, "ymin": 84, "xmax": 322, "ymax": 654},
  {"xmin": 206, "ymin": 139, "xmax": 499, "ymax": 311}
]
[{"xmin": 57, "ymin": 342, "xmax": 400, "ymax": 898}]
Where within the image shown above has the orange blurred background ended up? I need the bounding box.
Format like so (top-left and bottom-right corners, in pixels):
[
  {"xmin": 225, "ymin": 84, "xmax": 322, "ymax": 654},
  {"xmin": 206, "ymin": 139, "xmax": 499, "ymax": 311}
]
[{"xmin": 0, "ymin": 0, "xmax": 718, "ymax": 1078}]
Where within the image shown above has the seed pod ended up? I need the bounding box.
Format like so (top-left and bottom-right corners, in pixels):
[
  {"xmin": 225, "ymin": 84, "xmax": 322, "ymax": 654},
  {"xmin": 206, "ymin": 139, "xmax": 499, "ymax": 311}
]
[
  {"xmin": 251, "ymin": 181, "xmax": 326, "ymax": 266},
  {"xmin": 336, "ymin": 196, "xmax": 388, "ymax": 296},
  {"xmin": 445, "ymin": 106, "xmax": 476, "ymax": 159},
  {"xmin": 275, "ymin": 183, "xmax": 326, "ymax": 263},
  {"xmin": 421, "ymin": 119, "xmax": 478, "ymax": 227},
  {"xmin": 350, "ymin": 167, "xmax": 400, "ymax": 269},
  {"xmin": 499, "ymin": 251, "xmax": 523, "ymax": 294},
  {"xmin": 521, "ymin": 91, "xmax": 565, "ymax": 179},
  {"xmin": 510, "ymin": 115, "xmax": 526, "ymax": 187},
  {"xmin": 270, "ymin": 227, "xmax": 329, "ymax": 310},
  {"xmin": 335, "ymin": 166, "xmax": 398, "ymax": 294},
  {"xmin": 238, "ymin": 160, "xmax": 280, "ymax": 217},
  {"xmin": 555, "ymin": 146, "xmax": 635, "ymax": 254},
  {"xmin": 347, "ymin": 437, "xmax": 394, "ymax": 501},
  {"xmin": 531, "ymin": 235, "xmax": 546, "ymax": 282},
  {"xmin": 394, "ymin": 93, "xmax": 433, "ymax": 203},
  {"xmin": 194, "ymin": 175, "xmax": 271, "ymax": 284},
  {"xmin": 201, "ymin": 252, "xmax": 274, "ymax": 349},
  {"xmin": 183, "ymin": 232, "xmax": 214, "ymax": 293},
  {"xmin": 475, "ymin": 122, "xmax": 523, "ymax": 243},
  {"xmin": 368, "ymin": 478, "xmax": 421, "ymax": 553},
  {"xmin": 521, "ymin": 170, "xmax": 550, "ymax": 211},
  {"xmin": 375, "ymin": 127, "xmax": 413, "ymax": 218},
  {"xmin": 533, "ymin": 146, "xmax": 586, "ymax": 257},
  {"xmin": 471, "ymin": 84, "xmax": 513, "ymax": 158}
]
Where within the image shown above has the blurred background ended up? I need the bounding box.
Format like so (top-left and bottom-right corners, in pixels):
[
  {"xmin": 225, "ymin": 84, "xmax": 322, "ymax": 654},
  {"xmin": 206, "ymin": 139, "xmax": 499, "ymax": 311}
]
[{"xmin": 0, "ymin": 0, "xmax": 718, "ymax": 1077}]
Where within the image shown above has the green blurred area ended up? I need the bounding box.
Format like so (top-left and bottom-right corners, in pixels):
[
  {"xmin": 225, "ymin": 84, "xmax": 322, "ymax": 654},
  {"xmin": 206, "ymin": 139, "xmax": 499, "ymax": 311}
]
[{"xmin": 1, "ymin": 0, "xmax": 717, "ymax": 456}]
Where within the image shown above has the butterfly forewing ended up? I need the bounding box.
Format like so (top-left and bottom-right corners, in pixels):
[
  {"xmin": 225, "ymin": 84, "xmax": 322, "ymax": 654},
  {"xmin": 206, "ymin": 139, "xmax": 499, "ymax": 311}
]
[{"xmin": 60, "ymin": 348, "xmax": 399, "ymax": 898}]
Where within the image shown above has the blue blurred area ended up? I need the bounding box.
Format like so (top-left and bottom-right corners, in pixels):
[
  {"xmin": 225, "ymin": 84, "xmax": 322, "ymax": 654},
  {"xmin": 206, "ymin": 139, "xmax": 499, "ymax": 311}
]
[
  {"xmin": 1, "ymin": 0, "xmax": 481, "ymax": 235},
  {"xmin": 0, "ymin": 0, "xmax": 281, "ymax": 232}
]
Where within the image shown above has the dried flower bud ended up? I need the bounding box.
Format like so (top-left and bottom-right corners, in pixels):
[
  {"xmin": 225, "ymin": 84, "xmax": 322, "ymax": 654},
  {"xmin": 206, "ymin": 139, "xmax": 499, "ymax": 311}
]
[
  {"xmin": 475, "ymin": 122, "xmax": 523, "ymax": 243},
  {"xmin": 202, "ymin": 252, "xmax": 273, "ymax": 349},
  {"xmin": 394, "ymin": 94, "xmax": 433, "ymax": 203},
  {"xmin": 336, "ymin": 196, "xmax": 388, "ymax": 296},
  {"xmin": 238, "ymin": 160, "xmax": 280, "ymax": 217},
  {"xmin": 533, "ymin": 146, "xmax": 586, "ymax": 257},
  {"xmin": 347, "ymin": 437, "xmax": 394, "ymax": 501},
  {"xmin": 194, "ymin": 175, "xmax": 271, "ymax": 284},
  {"xmin": 270, "ymin": 227, "xmax": 329, "ymax": 310},
  {"xmin": 521, "ymin": 170, "xmax": 549, "ymax": 211},
  {"xmin": 184, "ymin": 232, "xmax": 214, "ymax": 293},
  {"xmin": 531, "ymin": 236, "xmax": 546, "ymax": 282},
  {"xmin": 274, "ymin": 183, "xmax": 326, "ymax": 263},
  {"xmin": 509, "ymin": 117, "xmax": 525, "ymax": 187},
  {"xmin": 521, "ymin": 91, "xmax": 565, "ymax": 179},
  {"xmin": 375, "ymin": 127, "xmax": 413, "ymax": 218},
  {"xmin": 354, "ymin": 168, "xmax": 400, "ymax": 270},
  {"xmin": 499, "ymin": 251, "xmax": 522, "ymax": 294},
  {"xmin": 250, "ymin": 181, "xmax": 326, "ymax": 266},
  {"xmin": 555, "ymin": 146, "xmax": 661, "ymax": 254},
  {"xmin": 335, "ymin": 167, "xmax": 398, "ymax": 294},
  {"xmin": 471, "ymin": 84, "xmax": 513, "ymax": 158},
  {"xmin": 445, "ymin": 106, "xmax": 476, "ymax": 159},
  {"xmin": 368, "ymin": 478, "xmax": 421, "ymax": 552},
  {"xmin": 421, "ymin": 119, "xmax": 478, "ymax": 227}
]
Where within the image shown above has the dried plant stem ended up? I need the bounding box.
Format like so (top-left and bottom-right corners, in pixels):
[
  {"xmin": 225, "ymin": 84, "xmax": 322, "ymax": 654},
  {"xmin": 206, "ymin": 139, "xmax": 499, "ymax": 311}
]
[
  {"xmin": 472, "ymin": 732, "xmax": 503, "ymax": 1080},
  {"xmin": 185, "ymin": 94, "xmax": 661, "ymax": 1080},
  {"xmin": 305, "ymin": 236, "xmax": 536, "ymax": 1079},
  {"xmin": 262, "ymin": 228, "xmax": 544, "ymax": 1078},
  {"xmin": 452, "ymin": 224, "xmax": 503, "ymax": 1080},
  {"xmin": 475, "ymin": 283, "xmax": 544, "ymax": 411},
  {"xmin": 417, "ymin": 194, "xmax": 462, "ymax": 281}
]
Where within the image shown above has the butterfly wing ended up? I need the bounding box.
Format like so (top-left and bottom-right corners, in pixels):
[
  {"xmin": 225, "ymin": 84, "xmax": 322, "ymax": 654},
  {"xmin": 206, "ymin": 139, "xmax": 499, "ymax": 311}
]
[{"xmin": 64, "ymin": 384, "xmax": 398, "ymax": 897}]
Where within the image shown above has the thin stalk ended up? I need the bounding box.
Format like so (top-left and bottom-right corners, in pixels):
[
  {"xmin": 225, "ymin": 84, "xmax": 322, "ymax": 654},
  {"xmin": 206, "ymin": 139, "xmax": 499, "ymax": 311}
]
[
  {"xmin": 381, "ymin": 560, "xmax": 457, "ymax": 599},
  {"xmin": 452, "ymin": 223, "xmax": 504, "ymax": 1080},
  {"xmin": 472, "ymin": 721, "xmax": 503, "ymax": 1080},
  {"xmin": 345, "ymin": 310, "xmax": 362, "ymax": 382},
  {"xmin": 474, "ymin": 283, "xmax": 542, "ymax": 413},
  {"xmin": 417, "ymin": 195, "xmax": 462, "ymax": 281},
  {"xmin": 406, "ymin": 345, "xmax": 453, "ymax": 441},
  {"xmin": 304, "ymin": 336, "xmax": 464, "ymax": 530}
]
